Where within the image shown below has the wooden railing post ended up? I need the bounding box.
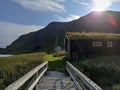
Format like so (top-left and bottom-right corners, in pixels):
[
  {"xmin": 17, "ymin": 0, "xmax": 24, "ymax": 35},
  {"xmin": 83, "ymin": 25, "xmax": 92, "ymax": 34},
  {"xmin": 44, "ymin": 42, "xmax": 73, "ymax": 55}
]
[{"xmin": 66, "ymin": 61, "xmax": 102, "ymax": 90}]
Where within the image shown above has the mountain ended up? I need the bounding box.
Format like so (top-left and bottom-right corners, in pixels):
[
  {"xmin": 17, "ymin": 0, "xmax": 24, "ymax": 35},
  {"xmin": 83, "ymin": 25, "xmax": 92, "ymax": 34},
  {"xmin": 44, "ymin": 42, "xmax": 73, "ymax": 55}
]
[
  {"xmin": 0, "ymin": 48, "xmax": 3, "ymax": 51},
  {"xmin": 2, "ymin": 11, "xmax": 120, "ymax": 54}
]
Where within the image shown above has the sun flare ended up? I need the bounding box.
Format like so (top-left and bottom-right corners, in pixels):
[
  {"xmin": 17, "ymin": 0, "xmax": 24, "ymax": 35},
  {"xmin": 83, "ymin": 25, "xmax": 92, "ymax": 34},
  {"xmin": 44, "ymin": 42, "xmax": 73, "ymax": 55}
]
[
  {"xmin": 93, "ymin": 8, "xmax": 105, "ymax": 11},
  {"xmin": 92, "ymin": 0, "xmax": 111, "ymax": 11}
]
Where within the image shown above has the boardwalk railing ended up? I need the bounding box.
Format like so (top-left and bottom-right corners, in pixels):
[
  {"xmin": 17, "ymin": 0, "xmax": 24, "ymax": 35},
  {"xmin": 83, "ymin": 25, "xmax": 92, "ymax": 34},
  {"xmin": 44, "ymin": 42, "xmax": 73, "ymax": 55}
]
[
  {"xmin": 5, "ymin": 62, "xmax": 48, "ymax": 90},
  {"xmin": 66, "ymin": 61, "xmax": 103, "ymax": 90}
]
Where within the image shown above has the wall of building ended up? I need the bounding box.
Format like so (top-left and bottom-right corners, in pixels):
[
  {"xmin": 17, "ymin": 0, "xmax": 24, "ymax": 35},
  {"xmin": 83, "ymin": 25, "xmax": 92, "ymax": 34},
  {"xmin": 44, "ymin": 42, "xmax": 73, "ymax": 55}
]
[{"xmin": 69, "ymin": 39, "xmax": 120, "ymax": 59}]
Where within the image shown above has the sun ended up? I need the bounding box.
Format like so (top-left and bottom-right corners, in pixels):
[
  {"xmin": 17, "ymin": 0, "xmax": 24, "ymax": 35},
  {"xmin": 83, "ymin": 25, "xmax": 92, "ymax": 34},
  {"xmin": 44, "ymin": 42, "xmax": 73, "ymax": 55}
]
[
  {"xmin": 93, "ymin": 7, "xmax": 105, "ymax": 12},
  {"xmin": 92, "ymin": 0, "xmax": 110, "ymax": 11}
]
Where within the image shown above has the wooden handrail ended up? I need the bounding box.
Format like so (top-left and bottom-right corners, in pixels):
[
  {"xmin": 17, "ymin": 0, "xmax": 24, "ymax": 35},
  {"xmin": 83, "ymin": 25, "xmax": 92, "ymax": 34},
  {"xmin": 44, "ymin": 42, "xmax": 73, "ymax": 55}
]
[
  {"xmin": 5, "ymin": 62, "xmax": 48, "ymax": 90},
  {"xmin": 66, "ymin": 61, "xmax": 102, "ymax": 90}
]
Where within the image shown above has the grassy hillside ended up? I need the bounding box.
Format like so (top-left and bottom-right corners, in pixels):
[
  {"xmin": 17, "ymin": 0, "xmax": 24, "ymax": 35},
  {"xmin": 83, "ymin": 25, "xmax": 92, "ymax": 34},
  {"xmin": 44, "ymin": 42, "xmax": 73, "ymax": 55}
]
[
  {"xmin": 0, "ymin": 52, "xmax": 65, "ymax": 89},
  {"xmin": 71, "ymin": 56, "xmax": 120, "ymax": 90}
]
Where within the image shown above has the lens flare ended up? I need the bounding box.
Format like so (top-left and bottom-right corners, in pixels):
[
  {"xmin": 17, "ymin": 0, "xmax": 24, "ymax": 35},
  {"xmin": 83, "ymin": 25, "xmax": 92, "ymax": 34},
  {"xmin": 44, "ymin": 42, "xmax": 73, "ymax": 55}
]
[
  {"xmin": 92, "ymin": 0, "xmax": 111, "ymax": 11},
  {"xmin": 108, "ymin": 16, "xmax": 117, "ymax": 27}
]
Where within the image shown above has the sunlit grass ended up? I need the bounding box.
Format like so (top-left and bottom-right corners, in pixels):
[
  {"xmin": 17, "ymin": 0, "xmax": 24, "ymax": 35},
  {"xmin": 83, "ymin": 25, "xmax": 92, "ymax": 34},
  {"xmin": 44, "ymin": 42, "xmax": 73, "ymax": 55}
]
[
  {"xmin": 43, "ymin": 51, "xmax": 66, "ymax": 72},
  {"xmin": 43, "ymin": 54, "xmax": 62, "ymax": 61}
]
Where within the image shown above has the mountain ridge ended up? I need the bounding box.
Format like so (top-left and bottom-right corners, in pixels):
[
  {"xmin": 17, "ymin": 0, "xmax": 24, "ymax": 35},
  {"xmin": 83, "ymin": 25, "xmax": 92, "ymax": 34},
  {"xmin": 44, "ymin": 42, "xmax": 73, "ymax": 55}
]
[{"xmin": 1, "ymin": 11, "xmax": 120, "ymax": 54}]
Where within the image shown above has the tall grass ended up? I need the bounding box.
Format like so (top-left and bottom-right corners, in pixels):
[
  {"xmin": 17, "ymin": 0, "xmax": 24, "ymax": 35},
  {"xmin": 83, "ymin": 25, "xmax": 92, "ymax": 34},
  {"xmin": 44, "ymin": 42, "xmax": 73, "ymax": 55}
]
[
  {"xmin": 0, "ymin": 52, "xmax": 45, "ymax": 89},
  {"xmin": 1, "ymin": 51, "xmax": 120, "ymax": 90},
  {"xmin": 0, "ymin": 52, "xmax": 66, "ymax": 89},
  {"xmin": 71, "ymin": 56, "xmax": 120, "ymax": 90}
]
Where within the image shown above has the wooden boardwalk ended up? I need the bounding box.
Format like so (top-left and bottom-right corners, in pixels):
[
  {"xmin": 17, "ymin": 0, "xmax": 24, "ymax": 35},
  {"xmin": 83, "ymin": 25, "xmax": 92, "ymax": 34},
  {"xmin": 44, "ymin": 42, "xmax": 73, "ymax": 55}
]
[
  {"xmin": 36, "ymin": 71, "xmax": 76, "ymax": 90},
  {"xmin": 5, "ymin": 61, "xmax": 102, "ymax": 90}
]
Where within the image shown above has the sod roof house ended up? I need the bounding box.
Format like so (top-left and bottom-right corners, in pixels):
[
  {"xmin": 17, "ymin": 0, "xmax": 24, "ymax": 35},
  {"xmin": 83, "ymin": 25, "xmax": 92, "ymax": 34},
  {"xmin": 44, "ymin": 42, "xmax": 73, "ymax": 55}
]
[{"xmin": 64, "ymin": 32, "xmax": 120, "ymax": 60}]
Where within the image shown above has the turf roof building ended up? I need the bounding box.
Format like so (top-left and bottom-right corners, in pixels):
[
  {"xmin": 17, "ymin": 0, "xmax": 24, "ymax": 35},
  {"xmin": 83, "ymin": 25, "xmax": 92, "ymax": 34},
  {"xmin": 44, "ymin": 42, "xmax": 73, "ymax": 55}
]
[{"xmin": 64, "ymin": 32, "xmax": 120, "ymax": 60}]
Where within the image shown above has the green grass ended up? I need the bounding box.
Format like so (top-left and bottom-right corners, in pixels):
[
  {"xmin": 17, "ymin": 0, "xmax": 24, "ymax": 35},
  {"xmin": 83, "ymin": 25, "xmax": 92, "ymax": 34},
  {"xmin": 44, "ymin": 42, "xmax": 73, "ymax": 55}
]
[
  {"xmin": 0, "ymin": 52, "xmax": 66, "ymax": 89},
  {"xmin": 71, "ymin": 56, "xmax": 120, "ymax": 90},
  {"xmin": 43, "ymin": 52, "xmax": 66, "ymax": 72},
  {"xmin": 43, "ymin": 53, "xmax": 62, "ymax": 61},
  {"xmin": 2, "ymin": 51, "xmax": 120, "ymax": 90}
]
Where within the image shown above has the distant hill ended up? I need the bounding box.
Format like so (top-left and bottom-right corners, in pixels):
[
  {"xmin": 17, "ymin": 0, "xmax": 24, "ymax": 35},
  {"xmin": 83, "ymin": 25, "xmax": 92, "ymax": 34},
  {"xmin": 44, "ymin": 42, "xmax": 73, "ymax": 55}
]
[
  {"xmin": 2, "ymin": 11, "xmax": 120, "ymax": 54},
  {"xmin": 0, "ymin": 48, "xmax": 3, "ymax": 51}
]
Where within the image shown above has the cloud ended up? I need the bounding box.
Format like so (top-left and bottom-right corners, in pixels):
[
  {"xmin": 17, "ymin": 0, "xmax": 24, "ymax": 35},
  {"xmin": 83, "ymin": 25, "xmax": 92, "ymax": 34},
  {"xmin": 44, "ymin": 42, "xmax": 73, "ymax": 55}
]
[
  {"xmin": 12, "ymin": 0, "xmax": 66, "ymax": 13},
  {"xmin": 0, "ymin": 21, "xmax": 44, "ymax": 48},
  {"xmin": 54, "ymin": 0, "xmax": 65, "ymax": 2},
  {"xmin": 58, "ymin": 14, "xmax": 80, "ymax": 22},
  {"xmin": 73, "ymin": 0, "xmax": 90, "ymax": 7}
]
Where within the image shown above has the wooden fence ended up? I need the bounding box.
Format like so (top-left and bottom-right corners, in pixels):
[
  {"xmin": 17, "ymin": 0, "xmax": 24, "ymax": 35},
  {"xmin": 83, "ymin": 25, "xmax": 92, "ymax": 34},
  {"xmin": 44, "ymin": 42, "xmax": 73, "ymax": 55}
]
[
  {"xmin": 66, "ymin": 61, "xmax": 103, "ymax": 90},
  {"xmin": 5, "ymin": 62, "xmax": 48, "ymax": 90}
]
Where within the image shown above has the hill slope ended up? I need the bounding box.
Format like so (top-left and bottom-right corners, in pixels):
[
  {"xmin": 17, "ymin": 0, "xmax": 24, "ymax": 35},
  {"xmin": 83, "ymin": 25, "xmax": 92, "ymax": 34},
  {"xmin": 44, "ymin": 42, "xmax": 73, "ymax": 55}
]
[{"xmin": 3, "ymin": 11, "xmax": 120, "ymax": 53}]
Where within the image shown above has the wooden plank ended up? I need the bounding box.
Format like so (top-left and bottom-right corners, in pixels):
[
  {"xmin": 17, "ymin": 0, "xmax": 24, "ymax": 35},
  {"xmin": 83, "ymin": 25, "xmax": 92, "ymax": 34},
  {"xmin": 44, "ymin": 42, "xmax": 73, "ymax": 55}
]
[
  {"xmin": 36, "ymin": 71, "xmax": 76, "ymax": 90},
  {"xmin": 27, "ymin": 67, "xmax": 48, "ymax": 90},
  {"xmin": 66, "ymin": 67, "xmax": 82, "ymax": 90},
  {"xmin": 5, "ymin": 62, "xmax": 48, "ymax": 90},
  {"xmin": 66, "ymin": 61, "xmax": 102, "ymax": 90}
]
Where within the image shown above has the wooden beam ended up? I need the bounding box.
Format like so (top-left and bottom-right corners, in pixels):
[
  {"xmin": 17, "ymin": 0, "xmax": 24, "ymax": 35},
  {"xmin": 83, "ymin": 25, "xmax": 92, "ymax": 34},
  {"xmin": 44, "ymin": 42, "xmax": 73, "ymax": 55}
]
[
  {"xmin": 66, "ymin": 61, "xmax": 102, "ymax": 90},
  {"xmin": 5, "ymin": 62, "xmax": 48, "ymax": 90}
]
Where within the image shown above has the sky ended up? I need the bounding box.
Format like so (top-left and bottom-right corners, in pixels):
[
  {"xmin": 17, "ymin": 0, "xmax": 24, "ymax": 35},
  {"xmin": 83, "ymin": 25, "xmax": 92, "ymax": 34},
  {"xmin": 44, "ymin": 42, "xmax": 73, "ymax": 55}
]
[{"xmin": 0, "ymin": 0, "xmax": 120, "ymax": 48}]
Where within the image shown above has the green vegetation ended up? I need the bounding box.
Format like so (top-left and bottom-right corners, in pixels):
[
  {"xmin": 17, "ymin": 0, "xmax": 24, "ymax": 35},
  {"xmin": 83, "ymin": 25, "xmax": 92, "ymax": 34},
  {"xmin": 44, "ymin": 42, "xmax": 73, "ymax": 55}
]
[
  {"xmin": 1, "ymin": 51, "xmax": 120, "ymax": 90},
  {"xmin": 0, "ymin": 52, "xmax": 46, "ymax": 89},
  {"xmin": 0, "ymin": 52, "xmax": 66, "ymax": 89},
  {"xmin": 44, "ymin": 51, "xmax": 66, "ymax": 72},
  {"xmin": 66, "ymin": 32, "xmax": 120, "ymax": 40},
  {"xmin": 71, "ymin": 56, "xmax": 120, "ymax": 90}
]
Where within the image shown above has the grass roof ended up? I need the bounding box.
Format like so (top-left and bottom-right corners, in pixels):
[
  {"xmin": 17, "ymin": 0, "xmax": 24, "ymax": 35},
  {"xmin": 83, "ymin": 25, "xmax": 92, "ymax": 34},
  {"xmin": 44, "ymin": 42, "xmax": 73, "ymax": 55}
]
[{"xmin": 66, "ymin": 32, "xmax": 120, "ymax": 40}]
